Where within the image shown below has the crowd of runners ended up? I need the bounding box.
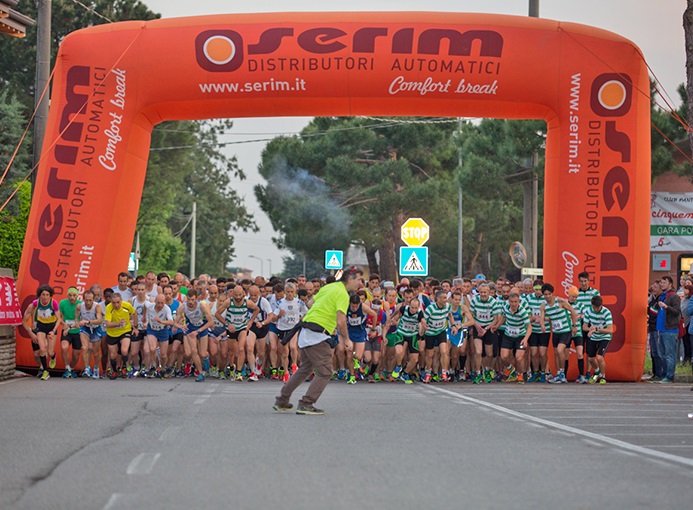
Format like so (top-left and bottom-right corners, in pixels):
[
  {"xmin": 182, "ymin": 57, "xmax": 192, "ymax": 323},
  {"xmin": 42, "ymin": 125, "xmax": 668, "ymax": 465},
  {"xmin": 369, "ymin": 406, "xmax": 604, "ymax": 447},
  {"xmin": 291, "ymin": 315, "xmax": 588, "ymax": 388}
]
[{"xmin": 22, "ymin": 269, "xmax": 616, "ymax": 385}]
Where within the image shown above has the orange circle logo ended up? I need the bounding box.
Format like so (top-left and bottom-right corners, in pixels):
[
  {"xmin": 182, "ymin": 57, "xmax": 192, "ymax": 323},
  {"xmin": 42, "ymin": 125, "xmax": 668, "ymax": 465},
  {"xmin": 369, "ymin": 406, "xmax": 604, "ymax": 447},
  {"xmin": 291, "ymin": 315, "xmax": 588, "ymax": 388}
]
[
  {"xmin": 203, "ymin": 35, "xmax": 236, "ymax": 65},
  {"xmin": 598, "ymin": 80, "xmax": 627, "ymax": 110}
]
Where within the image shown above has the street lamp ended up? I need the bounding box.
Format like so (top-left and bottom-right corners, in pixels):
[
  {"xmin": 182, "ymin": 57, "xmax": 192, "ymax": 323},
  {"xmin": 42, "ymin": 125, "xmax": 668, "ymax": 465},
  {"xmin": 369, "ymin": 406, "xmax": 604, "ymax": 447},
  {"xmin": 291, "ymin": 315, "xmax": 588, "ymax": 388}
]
[{"xmin": 248, "ymin": 255, "xmax": 263, "ymax": 277}]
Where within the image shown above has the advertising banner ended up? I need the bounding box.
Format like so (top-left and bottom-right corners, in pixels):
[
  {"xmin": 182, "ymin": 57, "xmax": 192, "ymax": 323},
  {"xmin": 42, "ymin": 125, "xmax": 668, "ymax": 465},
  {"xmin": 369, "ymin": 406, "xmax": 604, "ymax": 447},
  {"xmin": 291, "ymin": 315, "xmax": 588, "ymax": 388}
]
[{"xmin": 650, "ymin": 192, "xmax": 693, "ymax": 251}]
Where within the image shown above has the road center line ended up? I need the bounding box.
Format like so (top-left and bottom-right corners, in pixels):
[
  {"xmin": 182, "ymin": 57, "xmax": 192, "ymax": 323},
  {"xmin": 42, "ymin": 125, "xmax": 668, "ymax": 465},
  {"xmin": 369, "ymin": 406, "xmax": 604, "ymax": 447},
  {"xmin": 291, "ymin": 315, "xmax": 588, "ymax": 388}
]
[
  {"xmin": 102, "ymin": 493, "xmax": 123, "ymax": 510},
  {"xmin": 126, "ymin": 453, "xmax": 161, "ymax": 475},
  {"xmin": 158, "ymin": 426, "xmax": 180, "ymax": 441},
  {"xmin": 426, "ymin": 385, "xmax": 693, "ymax": 468}
]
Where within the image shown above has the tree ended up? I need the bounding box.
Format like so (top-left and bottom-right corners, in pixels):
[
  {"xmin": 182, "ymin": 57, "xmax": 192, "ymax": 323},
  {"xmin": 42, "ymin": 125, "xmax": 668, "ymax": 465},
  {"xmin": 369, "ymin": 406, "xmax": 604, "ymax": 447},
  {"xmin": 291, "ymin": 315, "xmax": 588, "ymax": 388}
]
[
  {"xmin": 0, "ymin": 90, "xmax": 31, "ymax": 208},
  {"xmin": 139, "ymin": 120, "xmax": 257, "ymax": 276},
  {"xmin": 256, "ymin": 117, "xmax": 461, "ymax": 280},
  {"xmin": 279, "ymin": 252, "xmax": 326, "ymax": 280},
  {"xmin": 685, "ymin": 0, "xmax": 693, "ymax": 177},
  {"xmin": 0, "ymin": 181, "xmax": 31, "ymax": 273}
]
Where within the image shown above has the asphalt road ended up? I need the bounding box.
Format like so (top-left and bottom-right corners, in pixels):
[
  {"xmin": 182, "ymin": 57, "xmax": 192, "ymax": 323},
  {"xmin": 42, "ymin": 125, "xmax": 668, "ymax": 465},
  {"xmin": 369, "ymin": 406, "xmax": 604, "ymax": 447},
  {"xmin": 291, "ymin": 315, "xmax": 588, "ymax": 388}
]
[{"xmin": 1, "ymin": 375, "xmax": 692, "ymax": 509}]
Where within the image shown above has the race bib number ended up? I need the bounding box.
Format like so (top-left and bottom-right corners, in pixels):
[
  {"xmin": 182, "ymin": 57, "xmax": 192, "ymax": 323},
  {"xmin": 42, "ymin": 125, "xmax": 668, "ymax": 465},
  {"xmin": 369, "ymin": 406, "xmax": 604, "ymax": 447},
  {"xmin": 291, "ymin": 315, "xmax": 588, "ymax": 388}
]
[
  {"xmin": 477, "ymin": 311, "xmax": 492, "ymax": 322},
  {"xmin": 506, "ymin": 326, "xmax": 521, "ymax": 337},
  {"xmin": 531, "ymin": 309, "xmax": 541, "ymax": 317},
  {"xmin": 400, "ymin": 321, "xmax": 416, "ymax": 333},
  {"xmin": 285, "ymin": 315, "xmax": 298, "ymax": 326},
  {"xmin": 429, "ymin": 319, "xmax": 445, "ymax": 330},
  {"xmin": 551, "ymin": 319, "xmax": 565, "ymax": 331},
  {"xmin": 37, "ymin": 308, "xmax": 52, "ymax": 320}
]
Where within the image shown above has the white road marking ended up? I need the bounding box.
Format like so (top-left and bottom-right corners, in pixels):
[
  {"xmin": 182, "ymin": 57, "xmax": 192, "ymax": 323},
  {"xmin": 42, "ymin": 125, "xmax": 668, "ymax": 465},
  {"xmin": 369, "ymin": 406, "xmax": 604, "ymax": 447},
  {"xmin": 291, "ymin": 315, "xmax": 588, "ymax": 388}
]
[
  {"xmin": 126, "ymin": 453, "xmax": 161, "ymax": 475},
  {"xmin": 0, "ymin": 378, "xmax": 23, "ymax": 386},
  {"xmin": 102, "ymin": 493, "xmax": 123, "ymax": 510},
  {"xmin": 427, "ymin": 385, "xmax": 693, "ymax": 468},
  {"xmin": 194, "ymin": 394, "xmax": 210, "ymax": 404},
  {"xmin": 158, "ymin": 426, "xmax": 180, "ymax": 441}
]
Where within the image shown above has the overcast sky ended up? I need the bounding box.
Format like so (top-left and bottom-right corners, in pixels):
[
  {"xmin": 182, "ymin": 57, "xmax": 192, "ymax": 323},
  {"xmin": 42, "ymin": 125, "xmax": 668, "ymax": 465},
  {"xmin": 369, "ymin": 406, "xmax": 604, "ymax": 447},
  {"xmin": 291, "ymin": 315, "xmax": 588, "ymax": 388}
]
[{"xmin": 144, "ymin": 0, "xmax": 686, "ymax": 277}]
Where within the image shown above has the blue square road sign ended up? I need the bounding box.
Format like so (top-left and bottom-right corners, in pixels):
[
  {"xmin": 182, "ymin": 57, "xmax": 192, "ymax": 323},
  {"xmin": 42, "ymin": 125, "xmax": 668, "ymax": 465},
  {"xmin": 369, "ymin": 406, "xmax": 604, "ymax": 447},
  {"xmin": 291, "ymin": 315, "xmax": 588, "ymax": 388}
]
[
  {"xmin": 325, "ymin": 250, "xmax": 344, "ymax": 270},
  {"xmin": 399, "ymin": 247, "xmax": 428, "ymax": 276}
]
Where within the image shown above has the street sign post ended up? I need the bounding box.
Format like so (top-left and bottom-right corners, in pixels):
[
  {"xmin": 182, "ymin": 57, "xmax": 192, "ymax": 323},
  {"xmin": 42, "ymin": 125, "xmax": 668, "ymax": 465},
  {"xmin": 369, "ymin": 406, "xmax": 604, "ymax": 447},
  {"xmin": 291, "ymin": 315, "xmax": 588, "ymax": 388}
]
[
  {"xmin": 324, "ymin": 250, "xmax": 344, "ymax": 270},
  {"xmin": 399, "ymin": 247, "xmax": 428, "ymax": 276},
  {"xmin": 401, "ymin": 218, "xmax": 430, "ymax": 247}
]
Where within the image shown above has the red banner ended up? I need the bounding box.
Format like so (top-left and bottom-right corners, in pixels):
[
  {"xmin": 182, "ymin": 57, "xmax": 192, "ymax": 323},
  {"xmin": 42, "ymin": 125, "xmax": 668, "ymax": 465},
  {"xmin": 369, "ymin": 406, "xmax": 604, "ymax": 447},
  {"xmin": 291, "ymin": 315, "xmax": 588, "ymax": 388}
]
[{"xmin": 0, "ymin": 276, "xmax": 22, "ymax": 325}]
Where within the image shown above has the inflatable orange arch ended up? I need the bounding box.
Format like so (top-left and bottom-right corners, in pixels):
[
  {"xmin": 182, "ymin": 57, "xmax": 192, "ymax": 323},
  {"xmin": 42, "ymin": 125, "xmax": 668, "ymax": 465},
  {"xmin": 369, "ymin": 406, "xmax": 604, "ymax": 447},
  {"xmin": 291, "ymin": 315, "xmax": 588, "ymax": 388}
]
[{"xmin": 16, "ymin": 12, "xmax": 650, "ymax": 381}]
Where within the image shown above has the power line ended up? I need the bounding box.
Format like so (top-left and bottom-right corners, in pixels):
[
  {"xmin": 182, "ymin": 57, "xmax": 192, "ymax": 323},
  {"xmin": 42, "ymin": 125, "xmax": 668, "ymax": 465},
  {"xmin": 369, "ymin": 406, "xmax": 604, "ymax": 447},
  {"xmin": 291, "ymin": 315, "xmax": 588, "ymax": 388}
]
[{"xmin": 68, "ymin": 0, "xmax": 113, "ymax": 23}]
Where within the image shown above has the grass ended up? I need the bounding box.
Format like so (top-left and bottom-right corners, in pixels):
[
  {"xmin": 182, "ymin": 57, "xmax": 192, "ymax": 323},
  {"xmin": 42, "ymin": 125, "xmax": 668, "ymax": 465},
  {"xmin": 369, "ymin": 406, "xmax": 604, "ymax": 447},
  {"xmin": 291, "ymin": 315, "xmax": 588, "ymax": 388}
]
[{"xmin": 642, "ymin": 356, "xmax": 692, "ymax": 376}]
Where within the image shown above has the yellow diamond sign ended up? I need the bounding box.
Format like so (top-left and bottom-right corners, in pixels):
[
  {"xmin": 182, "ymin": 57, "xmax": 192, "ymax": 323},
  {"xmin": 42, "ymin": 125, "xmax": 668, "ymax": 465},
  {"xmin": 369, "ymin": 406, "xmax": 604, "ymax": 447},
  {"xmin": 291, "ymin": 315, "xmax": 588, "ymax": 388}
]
[{"xmin": 401, "ymin": 218, "xmax": 430, "ymax": 247}]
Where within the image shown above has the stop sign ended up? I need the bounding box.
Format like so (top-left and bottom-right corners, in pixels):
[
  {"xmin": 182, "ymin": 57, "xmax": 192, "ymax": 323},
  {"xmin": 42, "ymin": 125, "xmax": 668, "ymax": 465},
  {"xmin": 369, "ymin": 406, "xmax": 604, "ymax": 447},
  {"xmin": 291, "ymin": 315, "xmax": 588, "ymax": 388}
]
[{"xmin": 401, "ymin": 218, "xmax": 430, "ymax": 247}]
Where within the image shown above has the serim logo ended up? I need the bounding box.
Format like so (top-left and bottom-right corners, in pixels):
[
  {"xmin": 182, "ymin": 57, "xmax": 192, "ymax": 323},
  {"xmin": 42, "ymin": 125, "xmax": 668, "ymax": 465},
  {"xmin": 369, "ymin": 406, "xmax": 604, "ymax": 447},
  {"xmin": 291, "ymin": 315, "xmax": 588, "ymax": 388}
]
[
  {"xmin": 195, "ymin": 30, "xmax": 244, "ymax": 72},
  {"xmin": 590, "ymin": 73, "xmax": 632, "ymax": 117}
]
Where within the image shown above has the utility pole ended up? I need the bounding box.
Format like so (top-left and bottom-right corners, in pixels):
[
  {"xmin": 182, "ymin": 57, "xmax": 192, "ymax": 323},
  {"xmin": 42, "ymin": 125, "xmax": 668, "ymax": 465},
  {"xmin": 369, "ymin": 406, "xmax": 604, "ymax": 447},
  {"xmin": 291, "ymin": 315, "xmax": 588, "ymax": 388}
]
[
  {"xmin": 32, "ymin": 0, "xmax": 51, "ymax": 195},
  {"xmin": 266, "ymin": 258, "xmax": 272, "ymax": 277},
  {"xmin": 529, "ymin": 0, "xmax": 540, "ymax": 17},
  {"xmin": 457, "ymin": 117, "xmax": 463, "ymax": 277},
  {"xmin": 526, "ymin": 1, "xmax": 540, "ymax": 269},
  {"xmin": 190, "ymin": 201, "xmax": 197, "ymax": 278},
  {"xmin": 522, "ymin": 152, "xmax": 539, "ymax": 268}
]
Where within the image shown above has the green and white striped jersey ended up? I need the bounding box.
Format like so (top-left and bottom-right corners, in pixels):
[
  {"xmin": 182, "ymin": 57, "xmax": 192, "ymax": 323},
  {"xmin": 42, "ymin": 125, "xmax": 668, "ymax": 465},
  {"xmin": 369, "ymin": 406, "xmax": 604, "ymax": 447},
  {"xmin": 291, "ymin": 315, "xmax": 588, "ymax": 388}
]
[
  {"xmin": 424, "ymin": 302, "xmax": 451, "ymax": 336},
  {"xmin": 524, "ymin": 293, "xmax": 549, "ymax": 327},
  {"xmin": 470, "ymin": 295, "xmax": 500, "ymax": 327},
  {"xmin": 569, "ymin": 300, "xmax": 585, "ymax": 338},
  {"xmin": 224, "ymin": 298, "xmax": 249, "ymax": 330},
  {"xmin": 576, "ymin": 287, "xmax": 600, "ymax": 311},
  {"xmin": 501, "ymin": 302, "xmax": 531, "ymax": 338},
  {"xmin": 544, "ymin": 300, "xmax": 572, "ymax": 334},
  {"xmin": 583, "ymin": 306, "xmax": 612, "ymax": 341},
  {"xmin": 396, "ymin": 305, "xmax": 424, "ymax": 336}
]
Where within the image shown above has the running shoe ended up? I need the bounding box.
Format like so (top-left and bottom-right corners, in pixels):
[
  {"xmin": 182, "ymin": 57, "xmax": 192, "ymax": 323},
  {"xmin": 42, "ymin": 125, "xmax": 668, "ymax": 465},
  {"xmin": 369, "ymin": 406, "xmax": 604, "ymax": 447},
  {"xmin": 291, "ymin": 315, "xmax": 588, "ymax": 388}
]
[
  {"xmin": 70, "ymin": 369, "xmax": 77, "ymax": 378},
  {"xmin": 49, "ymin": 356, "xmax": 56, "ymax": 369},
  {"xmin": 82, "ymin": 366, "xmax": 92, "ymax": 378},
  {"xmin": 432, "ymin": 373, "xmax": 442, "ymax": 383},
  {"xmin": 296, "ymin": 405, "xmax": 325, "ymax": 415},
  {"xmin": 505, "ymin": 371, "xmax": 518, "ymax": 383},
  {"xmin": 331, "ymin": 371, "xmax": 338, "ymax": 380},
  {"xmin": 367, "ymin": 374, "xmax": 375, "ymax": 383},
  {"xmin": 547, "ymin": 373, "xmax": 557, "ymax": 384},
  {"xmin": 273, "ymin": 402, "xmax": 294, "ymax": 412},
  {"xmin": 93, "ymin": 367, "xmax": 100, "ymax": 379},
  {"xmin": 126, "ymin": 365, "xmax": 135, "ymax": 378},
  {"xmin": 195, "ymin": 373, "xmax": 206, "ymax": 382},
  {"xmin": 183, "ymin": 363, "xmax": 192, "ymax": 377},
  {"xmin": 337, "ymin": 368, "xmax": 346, "ymax": 381},
  {"xmin": 540, "ymin": 372, "xmax": 547, "ymax": 383},
  {"xmin": 109, "ymin": 370, "xmax": 118, "ymax": 380},
  {"xmin": 472, "ymin": 372, "xmax": 483, "ymax": 384},
  {"xmin": 658, "ymin": 378, "xmax": 673, "ymax": 384},
  {"xmin": 441, "ymin": 371, "xmax": 450, "ymax": 382},
  {"xmin": 248, "ymin": 373, "xmax": 259, "ymax": 382},
  {"xmin": 40, "ymin": 370, "xmax": 50, "ymax": 381},
  {"xmin": 347, "ymin": 375, "xmax": 357, "ymax": 384},
  {"xmin": 291, "ymin": 364, "xmax": 298, "ymax": 375},
  {"xmin": 391, "ymin": 366, "xmax": 402, "ymax": 379},
  {"xmin": 575, "ymin": 375, "xmax": 586, "ymax": 384},
  {"xmin": 484, "ymin": 370, "xmax": 494, "ymax": 383},
  {"xmin": 588, "ymin": 373, "xmax": 600, "ymax": 384},
  {"xmin": 373, "ymin": 373, "xmax": 382, "ymax": 382},
  {"xmin": 517, "ymin": 373, "xmax": 525, "ymax": 384},
  {"xmin": 236, "ymin": 371, "xmax": 244, "ymax": 382},
  {"xmin": 598, "ymin": 376, "xmax": 607, "ymax": 385},
  {"xmin": 402, "ymin": 373, "xmax": 413, "ymax": 385},
  {"xmin": 219, "ymin": 370, "xmax": 227, "ymax": 380},
  {"xmin": 281, "ymin": 371, "xmax": 289, "ymax": 383},
  {"xmin": 558, "ymin": 372, "xmax": 568, "ymax": 384},
  {"xmin": 423, "ymin": 372, "xmax": 432, "ymax": 384},
  {"xmin": 36, "ymin": 369, "xmax": 42, "ymax": 379},
  {"xmin": 202, "ymin": 356, "xmax": 210, "ymax": 372},
  {"xmin": 62, "ymin": 369, "xmax": 71, "ymax": 378},
  {"xmin": 271, "ymin": 368, "xmax": 279, "ymax": 380}
]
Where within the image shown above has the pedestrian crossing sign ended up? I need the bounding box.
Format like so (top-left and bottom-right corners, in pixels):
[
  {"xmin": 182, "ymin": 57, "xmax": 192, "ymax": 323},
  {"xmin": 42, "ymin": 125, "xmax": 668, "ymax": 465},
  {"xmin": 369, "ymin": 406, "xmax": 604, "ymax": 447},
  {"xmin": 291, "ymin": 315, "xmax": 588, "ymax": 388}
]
[
  {"xmin": 324, "ymin": 250, "xmax": 344, "ymax": 270},
  {"xmin": 399, "ymin": 247, "xmax": 428, "ymax": 276}
]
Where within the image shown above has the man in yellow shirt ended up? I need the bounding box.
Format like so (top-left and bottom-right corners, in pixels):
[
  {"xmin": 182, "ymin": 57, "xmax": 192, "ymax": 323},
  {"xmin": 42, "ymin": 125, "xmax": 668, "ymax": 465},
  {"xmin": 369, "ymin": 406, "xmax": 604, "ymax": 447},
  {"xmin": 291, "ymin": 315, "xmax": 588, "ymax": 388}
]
[{"xmin": 104, "ymin": 293, "xmax": 137, "ymax": 380}]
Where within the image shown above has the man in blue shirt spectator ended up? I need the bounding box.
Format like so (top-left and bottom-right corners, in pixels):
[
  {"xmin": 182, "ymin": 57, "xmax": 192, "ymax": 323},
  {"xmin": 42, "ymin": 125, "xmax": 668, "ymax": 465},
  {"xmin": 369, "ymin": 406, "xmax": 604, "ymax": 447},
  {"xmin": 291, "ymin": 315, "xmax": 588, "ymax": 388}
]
[{"xmin": 656, "ymin": 276, "xmax": 680, "ymax": 383}]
